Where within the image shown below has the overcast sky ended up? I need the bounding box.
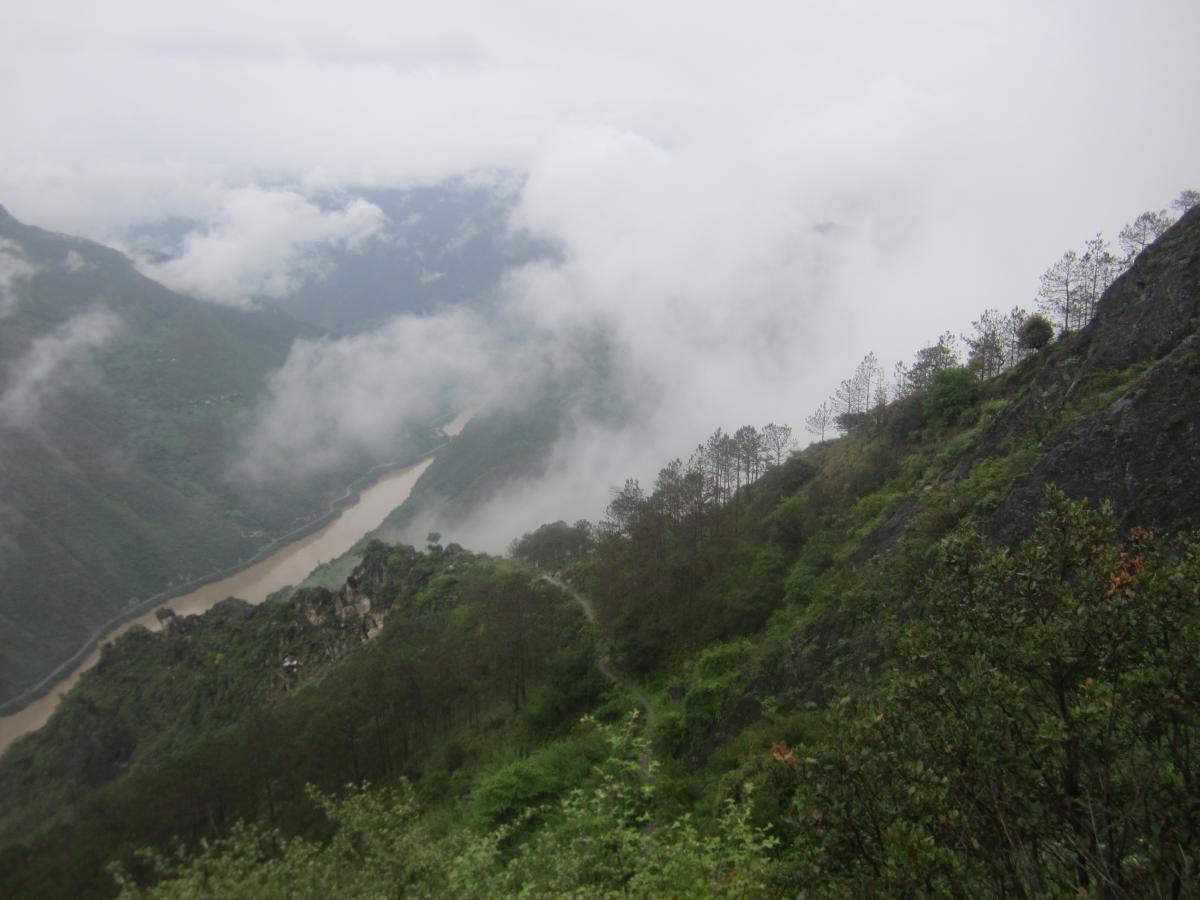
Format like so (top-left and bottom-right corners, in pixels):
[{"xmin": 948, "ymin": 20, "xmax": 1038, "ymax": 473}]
[
  {"xmin": 4, "ymin": 1, "xmax": 1198, "ymax": 323},
  {"xmin": 3, "ymin": 0, "xmax": 1199, "ymax": 542}
]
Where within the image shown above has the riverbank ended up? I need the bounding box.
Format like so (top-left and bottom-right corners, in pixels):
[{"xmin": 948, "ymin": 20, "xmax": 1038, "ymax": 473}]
[{"xmin": 0, "ymin": 409, "xmax": 476, "ymax": 753}]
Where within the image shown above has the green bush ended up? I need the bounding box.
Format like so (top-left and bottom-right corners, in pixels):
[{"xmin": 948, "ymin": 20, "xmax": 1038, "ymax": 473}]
[
  {"xmin": 786, "ymin": 490, "xmax": 1200, "ymax": 896},
  {"xmin": 923, "ymin": 367, "xmax": 978, "ymax": 429},
  {"xmin": 471, "ymin": 734, "xmax": 602, "ymax": 827},
  {"xmin": 1018, "ymin": 313, "xmax": 1054, "ymax": 350}
]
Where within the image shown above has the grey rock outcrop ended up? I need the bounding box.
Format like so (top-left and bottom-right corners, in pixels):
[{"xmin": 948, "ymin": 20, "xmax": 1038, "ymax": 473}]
[{"xmin": 989, "ymin": 206, "xmax": 1200, "ymax": 542}]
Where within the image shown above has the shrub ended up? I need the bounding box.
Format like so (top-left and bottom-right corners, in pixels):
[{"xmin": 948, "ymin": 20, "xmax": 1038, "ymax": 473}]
[
  {"xmin": 922, "ymin": 367, "xmax": 977, "ymax": 429},
  {"xmin": 1018, "ymin": 313, "xmax": 1054, "ymax": 350},
  {"xmin": 787, "ymin": 490, "xmax": 1200, "ymax": 896}
]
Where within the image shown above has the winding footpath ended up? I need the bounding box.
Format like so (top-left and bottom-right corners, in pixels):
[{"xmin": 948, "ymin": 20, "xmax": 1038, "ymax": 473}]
[{"xmin": 540, "ymin": 574, "xmax": 657, "ymax": 776}]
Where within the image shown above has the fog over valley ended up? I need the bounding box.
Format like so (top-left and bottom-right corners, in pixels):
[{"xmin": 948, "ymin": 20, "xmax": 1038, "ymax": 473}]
[
  {"xmin": 0, "ymin": 1, "xmax": 1195, "ymax": 582},
  {"xmin": 4, "ymin": 3, "xmax": 1200, "ymax": 897},
  {"xmin": 5, "ymin": 2, "xmax": 1195, "ymax": 552}
]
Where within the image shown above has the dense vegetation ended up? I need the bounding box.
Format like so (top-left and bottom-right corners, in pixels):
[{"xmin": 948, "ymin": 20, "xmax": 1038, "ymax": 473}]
[
  {"xmin": 1, "ymin": 205, "xmax": 1198, "ymax": 897},
  {"xmin": 103, "ymin": 493, "xmax": 1199, "ymax": 898},
  {"xmin": 0, "ymin": 545, "xmax": 607, "ymax": 897}
]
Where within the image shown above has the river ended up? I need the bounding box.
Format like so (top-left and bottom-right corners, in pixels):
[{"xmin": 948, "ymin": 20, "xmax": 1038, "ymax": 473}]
[{"xmin": 0, "ymin": 409, "xmax": 473, "ymax": 753}]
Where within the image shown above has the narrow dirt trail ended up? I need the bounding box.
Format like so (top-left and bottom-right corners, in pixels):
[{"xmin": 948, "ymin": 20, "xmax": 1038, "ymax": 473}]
[{"xmin": 540, "ymin": 575, "xmax": 657, "ymax": 731}]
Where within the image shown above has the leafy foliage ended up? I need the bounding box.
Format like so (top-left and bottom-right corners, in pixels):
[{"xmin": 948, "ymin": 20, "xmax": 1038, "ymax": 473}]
[
  {"xmin": 922, "ymin": 366, "xmax": 977, "ymax": 429},
  {"xmin": 508, "ymin": 519, "xmax": 593, "ymax": 569},
  {"xmin": 1019, "ymin": 313, "xmax": 1054, "ymax": 350},
  {"xmin": 785, "ymin": 491, "xmax": 1200, "ymax": 896},
  {"xmin": 113, "ymin": 718, "xmax": 778, "ymax": 899}
]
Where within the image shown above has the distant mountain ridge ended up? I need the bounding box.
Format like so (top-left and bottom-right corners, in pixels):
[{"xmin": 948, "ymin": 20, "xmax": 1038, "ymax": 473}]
[
  {"xmin": 275, "ymin": 182, "xmax": 552, "ymax": 334},
  {"xmin": 123, "ymin": 180, "xmax": 554, "ymax": 335}
]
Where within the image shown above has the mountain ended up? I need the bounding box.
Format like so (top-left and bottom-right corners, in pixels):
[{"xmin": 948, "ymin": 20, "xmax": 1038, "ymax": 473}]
[
  {"xmin": 0, "ymin": 206, "xmax": 438, "ymax": 708},
  {"xmin": 295, "ymin": 329, "xmax": 632, "ymax": 593},
  {"xmin": 274, "ymin": 182, "xmax": 551, "ymax": 334},
  {"xmin": 129, "ymin": 180, "xmax": 553, "ymax": 335},
  {"xmin": 1, "ymin": 207, "xmax": 1198, "ymax": 898}
]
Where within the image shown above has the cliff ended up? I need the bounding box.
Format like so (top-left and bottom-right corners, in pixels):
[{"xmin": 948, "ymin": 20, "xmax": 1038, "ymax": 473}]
[{"xmin": 989, "ymin": 205, "xmax": 1200, "ymax": 540}]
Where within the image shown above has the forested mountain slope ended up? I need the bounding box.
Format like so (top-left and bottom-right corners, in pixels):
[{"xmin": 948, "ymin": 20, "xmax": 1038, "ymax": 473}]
[
  {"xmin": 1, "ymin": 207, "xmax": 1198, "ymax": 898},
  {"xmin": 0, "ymin": 206, "xmax": 438, "ymax": 708}
]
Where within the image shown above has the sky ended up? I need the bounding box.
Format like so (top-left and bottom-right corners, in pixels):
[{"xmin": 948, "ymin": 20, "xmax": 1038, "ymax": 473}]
[{"xmin": 3, "ymin": 0, "xmax": 1199, "ymax": 545}]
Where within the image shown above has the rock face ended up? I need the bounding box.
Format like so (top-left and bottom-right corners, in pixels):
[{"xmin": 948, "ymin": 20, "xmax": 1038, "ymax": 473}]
[
  {"xmin": 1074, "ymin": 206, "xmax": 1200, "ymax": 374},
  {"xmin": 994, "ymin": 340, "xmax": 1200, "ymax": 538},
  {"xmin": 990, "ymin": 206, "xmax": 1200, "ymax": 541},
  {"xmin": 296, "ymin": 557, "xmax": 389, "ymax": 659}
]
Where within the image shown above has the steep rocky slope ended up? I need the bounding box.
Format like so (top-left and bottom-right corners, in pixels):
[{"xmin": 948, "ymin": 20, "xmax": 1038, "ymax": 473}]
[{"xmin": 988, "ymin": 205, "xmax": 1200, "ymax": 540}]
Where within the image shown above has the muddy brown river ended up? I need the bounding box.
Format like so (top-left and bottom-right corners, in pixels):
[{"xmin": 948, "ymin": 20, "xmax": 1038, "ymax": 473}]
[{"xmin": 0, "ymin": 410, "xmax": 473, "ymax": 753}]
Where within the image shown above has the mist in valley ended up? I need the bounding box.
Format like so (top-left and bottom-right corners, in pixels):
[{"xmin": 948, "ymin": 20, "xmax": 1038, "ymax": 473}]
[{"xmin": 3, "ymin": 0, "xmax": 1199, "ymax": 553}]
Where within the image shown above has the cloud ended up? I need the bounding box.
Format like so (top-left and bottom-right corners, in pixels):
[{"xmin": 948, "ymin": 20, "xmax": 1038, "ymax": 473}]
[
  {"xmin": 237, "ymin": 307, "xmax": 503, "ymax": 482},
  {"xmin": 61, "ymin": 249, "xmax": 91, "ymax": 273},
  {"xmin": 135, "ymin": 188, "xmax": 388, "ymax": 306},
  {"xmin": 0, "ymin": 308, "xmax": 122, "ymax": 430},
  {"xmin": 360, "ymin": 124, "xmax": 882, "ymax": 549},
  {"xmin": 134, "ymin": 26, "xmax": 491, "ymax": 72},
  {"xmin": 234, "ymin": 120, "xmax": 906, "ymax": 548},
  {"xmin": 232, "ymin": 104, "xmax": 1190, "ymax": 551},
  {"xmin": 4, "ymin": 1, "xmax": 1192, "ymax": 352},
  {"xmin": 396, "ymin": 412, "xmax": 680, "ymax": 554},
  {"xmin": 0, "ymin": 239, "xmax": 35, "ymax": 320},
  {"xmin": 1, "ymin": 0, "xmax": 1198, "ymax": 551}
]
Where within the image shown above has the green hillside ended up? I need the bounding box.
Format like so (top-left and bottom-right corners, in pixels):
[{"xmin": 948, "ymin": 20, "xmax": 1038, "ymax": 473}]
[
  {"xmin": 0, "ymin": 206, "xmax": 438, "ymax": 707},
  {"xmin": 1, "ymin": 207, "xmax": 1198, "ymax": 897}
]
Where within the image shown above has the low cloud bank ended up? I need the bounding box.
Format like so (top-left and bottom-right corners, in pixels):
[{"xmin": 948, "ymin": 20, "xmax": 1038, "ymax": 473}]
[
  {"xmin": 237, "ymin": 123, "xmax": 912, "ymax": 549},
  {"xmin": 0, "ymin": 308, "xmax": 122, "ymax": 431},
  {"xmin": 136, "ymin": 188, "xmax": 388, "ymax": 307},
  {"xmin": 237, "ymin": 307, "xmax": 504, "ymax": 483},
  {"xmin": 0, "ymin": 239, "xmax": 35, "ymax": 320}
]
